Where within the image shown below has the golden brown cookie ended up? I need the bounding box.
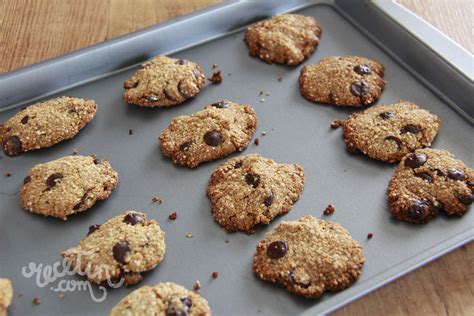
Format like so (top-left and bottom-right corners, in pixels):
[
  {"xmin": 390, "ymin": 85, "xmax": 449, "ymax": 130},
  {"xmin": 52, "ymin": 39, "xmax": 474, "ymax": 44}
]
[
  {"xmin": 244, "ymin": 14, "xmax": 322, "ymax": 65},
  {"xmin": 0, "ymin": 96, "xmax": 96, "ymax": 156},
  {"xmin": 388, "ymin": 149, "xmax": 473, "ymax": 223},
  {"xmin": 299, "ymin": 56, "xmax": 385, "ymax": 107},
  {"xmin": 123, "ymin": 55, "xmax": 206, "ymax": 107},
  {"xmin": 62, "ymin": 211, "xmax": 165, "ymax": 286},
  {"xmin": 109, "ymin": 282, "xmax": 211, "ymax": 316},
  {"xmin": 159, "ymin": 100, "xmax": 258, "ymax": 168},
  {"xmin": 208, "ymin": 154, "xmax": 305, "ymax": 234},
  {"xmin": 20, "ymin": 155, "xmax": 118, "ymax": 220},
  {"xmin": 0, "ymin": 278, "xmax": 13, "ymax": 316},
  {"xmin": 339, "ymin": 101, "xmax": 441, "ymax": 162},
  {"xmin": 253, "ymin": 216, "xmax": 364, "ymax": 298}
]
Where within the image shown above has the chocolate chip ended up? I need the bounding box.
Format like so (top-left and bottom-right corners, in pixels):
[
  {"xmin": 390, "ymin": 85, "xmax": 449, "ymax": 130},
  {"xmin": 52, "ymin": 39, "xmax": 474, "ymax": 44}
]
[
  {"xmin": 456, "ymin": 192, "xmax": 473, "ymax": 205},
  {"xmin": 234, "ymin": 161, "xmax": 242, "ymax": 169},
  {"xmin": 144, "ymin": 95, "xmax": 159, "ymax": 102},
  {"xmin": 210, "ymin": 100, "xmax": 229, "ymax": 108},
  {"xmin": 264, "ymin": 193, "xmax": 273, "ymax": 207},
  {"xmin": 404, "ymin": 153, "xmax": 427, "ymax": 169},
  {"xmin": 175, "ymin": 59, "xmax": 186, "ymax": 65},
  {"xmin": 447, "ymin": 168, "xmax": 465, "ymax": 181},
  {"xmin": 266, "ymin": 240, "xmax": 288, "ymax": 259},
  {"xmin": 401, "ymin": 125, "xmax": 419, "ymax": 134},
  {"xmin": 379, "ymin": 111, "xmax": 395, "ymax": 119},
  {"xmin": 245, "ymin": 173, "xmax": 260, "ymax": 188},
  {"xmin": 46, "ymin": 173, "xmax": 63, "ymax": 188},
  {"xmin": 415, "ymin": 172, "xmax": 433, "ymax": 183},
  {"xmin": 350, "ymin": 81, "xmax": 369, "ymax": 97},
  {"xmin": 384, "ymin": 136, "xmax": 402, "ymax": 149},
  {"xmin": 23, "ymin": 176, "xmax": 31, "ymax": 184},
  {"xmin": 93, "ymin": 158, "xmax": 100, "ymax": 165},
  {"xmin": 21, "ymin": 115, "xmax": 29, "ymax": 124},
  {"xmin": 73, "ymin": 193, "xmax": 88, "ymax": 210},
  {"xmin": 435, "ymin": 169, "xmax": 445, "ymax": 177},
  {"xmin": 181, "ymin": 297, "xmax": 192, "ymax": 309},
  {"xmin": 203, "ymin": 130, "xmax": 223, "ymax": 146},
  {"xmin": 3, "ymin": 136, "xmax": 22, "ymax": 156},
  {"xmin": 87, "ymin": 224, "xmax": 101, "ymax": 236},
  {"xmin": 112, "ymin": 241, "xmax": 129, "ymax": 264},
  {"xmin": 178, "ymin": 80, "xmax": 191, "ymax": 99},
  {"xmin": 353, "ymin": 64, "xmax": 372, "ymax": 75},
  {"xmin": 123, "ymin": 213, "xmax": 144, "ymax": 225},
  {"xmin": 179, "ymin": 141, "xmax": 192, "ymax": 151},
  {"xmin": 405, "ymin": 200, "xmax": 433, "ymax": 222}
]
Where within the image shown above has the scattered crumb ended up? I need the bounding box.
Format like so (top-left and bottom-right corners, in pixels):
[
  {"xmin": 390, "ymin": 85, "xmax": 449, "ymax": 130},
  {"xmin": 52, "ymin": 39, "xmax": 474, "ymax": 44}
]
[
  {"xmin": 212, "ymin": 64, "xmax": 218, "ymax": 69},
  {"xmin": 18, "ymin": 292, "xmax": 23, "ymax": 297},
  {"xmin": 59, "ymin": 293, "xmax": 65, "ymax": 299},
  {"xmin": 186, "ymin": 233, "xmax": 193, "ymax": 238},
  {"xmin": 193, "ymin": 280, "xmax": 201, "ymax": 291},
  {"xmin": 323, "ymin": 204, "xmax": 335, "ymax": 215},
  {"xmin": 33, "ymin": 297, "xmax": 41, "ymax": 305},
  {"xmin": 259, "ymin": 91, "xmax": 264, "ymax": 96},
  {"xmin": 151, "ymin": 196, "xmax": 162, "ymax": 204},
  {"xmin": 211, "ymin": 272, "xmax": 219, "ymax": 279},
  {"xmin": 260, "ymin": 98, "xmax": 265, "ymax": 103},
  {"xmin": 129, "ymin": 129, "xmax": 133, "ymax": 135},
  {"xmin": 330, "ymin": 120, "xmax": 343, "ymax": 129},
  {"xmin": 367, "ymin": 233, "xmax": 373, "ymax": 239},
  {"xmin": 224, "ymin": 239, "xmax": 230, "ymax": 244},
  {"xmin": 254, "ymin": 138, "xmax": 260, "ymax": 146},
  {"xmin": 261, "ymin": 131, "xmax": 266, "ymax": 136},
  {"xmin": 168, "ymin": 212, "xmax": 177, "ymax": 220},
  {"xmin": 265, "ymin": 92, "xmax": 270, "ymax": 96},
  {"xmin": 208, "ymin": 71, "xmax": 222, "ymax": 84},
  {"xmin": 278, "ymin": 77, "xmax": 282, "ymax": 82},
  {"xmin": 72, "ymin": 147, "xmax": 78, "ymax": 155},
  {"xmin": 4, "ymin": 172, "xmax": 12, "ymax": 177}
]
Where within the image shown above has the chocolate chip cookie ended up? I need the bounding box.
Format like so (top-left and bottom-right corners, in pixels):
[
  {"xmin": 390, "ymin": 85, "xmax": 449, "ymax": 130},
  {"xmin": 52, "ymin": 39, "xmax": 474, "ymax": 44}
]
[
  {"xmin": 159, "ymin": 100, "xmax": 258, "ymax": 168},
  {"xmin": 253, "ymin": 216, "xmax": 364, "ymax": 298},
  {"xmin": 0, "ymin": 278, "xmax": 13, "ymax": 316},
  {"xmin": 0, "ymin": 96, "xmax": 96, "ymax": 156},
  {"xmin": 244, "ymin": 14, "xmax": 322, "ymax": 65},
  {"xmin": 123, "ymin": 55, "xmax": 206, "ymax": 107},
  {"xmin": 62, "ymin": 211, "xmax": 165, "ymax": 286},
  {"xmin": 208, "ymin": 154, "xmax": 305, "ymax": 234},
  {"xmin": 20, "ymin": 155, "xmax": 118, "ymax": 220},
  {"xmin": 299, "ymin": 56, "xmax": 385, "ymax": 106},
  {"xmin": 339, "ymin": 101, "xmax": 441, "ymax": 162},
  {"xmin": 110, "ymin": 282, "xmax": 211, "ymax": 316},
  {"xmin": 388, "ymin": 149, "xmax": 473, "ymax": 223}
]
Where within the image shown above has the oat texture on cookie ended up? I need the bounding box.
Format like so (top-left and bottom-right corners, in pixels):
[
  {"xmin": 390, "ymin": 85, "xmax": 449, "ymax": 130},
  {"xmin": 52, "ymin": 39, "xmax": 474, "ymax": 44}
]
[
  {"xmin": 388, "ymin": 148, "xmax": 473, "ymax": 223},
  {"xmin": 0, "ymin": 278, "xmax": 13, "ymax": 316},
  {"xmin": 62, "ymin": 211, "xmax": 165, "ymax": 286},
  {"xmin": 123, "ymin": 55, "xmax": 206, "ymax": 107},
  {"xmin": 340, "ymin": 101, "xmax": 441, "ymax": 162},
  {"xmin": 253, "ymin": 216, "xmax": 364, "ymax": 298},
  {"xmin": 109, "ymin": 282, "xmax": 211, "ymax": 316},
  {"xmin": 159, "ymin": 100, "xmax": 258, "ymax": 168},
  {"xmin": 0, "ymin": 96, "xmax": 96, "ymax": 156},
  {"xmin": 299, "ymin": 56, "xmax": 385, "ymax": 107},
  {"xmin": 208, "ymin": 154, "xmax": 305, "ymax": 234},
  {"xmin": 245, "ymin": 14, "xmax": 322, "ymax": 65},
  {"xmin": 20, "ymin": 155, "xmax": 118, "ymax": 219}
]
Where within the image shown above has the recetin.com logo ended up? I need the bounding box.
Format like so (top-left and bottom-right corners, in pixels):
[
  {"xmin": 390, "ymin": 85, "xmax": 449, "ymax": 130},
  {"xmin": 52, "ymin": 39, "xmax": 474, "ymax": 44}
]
[{"xmin": 21, "ymin": 250, "xmax": 124, "ymax": 302}]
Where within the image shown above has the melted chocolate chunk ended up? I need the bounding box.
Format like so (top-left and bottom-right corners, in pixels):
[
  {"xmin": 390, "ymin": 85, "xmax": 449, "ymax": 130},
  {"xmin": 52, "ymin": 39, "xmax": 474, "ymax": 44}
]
[
  {"xmin": 264, "ymin": 193, "xmax": 273, "ymax": 207},
  {"xmin": 266, "ymin": 240, "xmax": 288, "ymax": 259},
  {"xmin": 435, "ymin": 169, "xmax": 445, "ymax": 177},
  {"xmin": 73, "ymin": 193, "xmax": 88, "ymax": 210},
  {"xmin": 21, "ymin": 115, "xmax": 29, "ymax": 124},
  {"xmin": 210, "ymin": 100, "xmax": 229, "ymax": 108},
  {"xmin": 178, "ymin": 80, "xmax": 191, "ymax": 99},
  {"xmin": 415, "ymin": 172, "xmax": 433, "ymax": 183},
  {"xmin": 179, "ymin": 141, "xmax": 192, "ymax": 151},
  {"xmin": 203, "ymin": 131, "xmax": 223, "ymax": 147},
  {"xmin": 401, "ymin": 125, "xmax": 419, "ymax": 134},
  {"xmin": 46, "ymin": 173, "xmax": 63, "ymax": 188},
  {"xmin": 3, "ymin": 136, "xmax": 22, "ymax": 156},
  {"xmin": 384, "ymin": 136, "xmax": 402, "ymax": 149},
  {"xmin": 112, "ymin": 241, "xmax": 130, "ymax": 264},
  {"xmin": 123, "ymin": 213, "xmax": 144, "ymax": 225},
  {"xmin": 353, "ymin": 64, "xmax": 372, "ymax": 75},
  {"xmin": 447, "ymin": 168, "xmax": 465, "ymax": 181},
  {"xmin": 456, "ymin": 193, "xmax": 473, "ymax": 205},
  {"xmin": 87, "ymin": 224, "xmax": 101, "ymax": 236},
  {"xmin": 350, "ymin": 81, "xmax": 369, "ymax": 97},
  {"xmin": 404, "ymin": 153, "xmax": 427, "ymax": 169},
  {"xmin": 181, "ymin": 297, "xmax": 192, "ymax": 309},
  {"xmin": 379, "ymin": 111, "xmax": 395, "ymax": 120},
  {"xmin": 245, "ymin": 173, "xmax": 260, "ymax": 188},
  {"xmin": 405, "ymin": 200, "xmax": 433, "ymax": 222}
]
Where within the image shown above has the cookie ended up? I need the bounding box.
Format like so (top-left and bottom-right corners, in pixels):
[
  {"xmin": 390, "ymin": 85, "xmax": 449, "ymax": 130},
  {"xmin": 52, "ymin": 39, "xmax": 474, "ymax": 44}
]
[
  {"xmin": 299, "ymin": 56, "xmax": 385, "ymax": 107},
  {"xmin": 388, "ymin": 149, "xmax": 473, "ymax": 223},
  {"xmin": 62, "ymin": 211, "xmax": 165, "ymax": 286},
  {"xmin": 110, "ymin": 282, "xmax": 210, "ymax": 316},
  {"xmin": 123, "ymin": 55, "xmax": 206, "ymax": 107},
  {"xmin": 159, "ymin": 100, "xmax": 258, "ymax": 168},
  {"xmin": 0, "ymin": 96, "xmax": 96, "ymax": 156},
  {"xmin": 339, "ymin": 101, "xmax": 441, "ymax": 162},
  {"xmin": 0, "ymin": 278, "xmax": 13, "ymax": 316},
  {"xmin": 253, "ymin": 216, "xmax": 364, "ymax": 298},
  {"xmin": 208, "ymin": 154, "xmax": 305, "ymax": 234},
  {"xmin": 244, "ymin": 14, "xmax": 322, "ymax": 66},
  {"xmin": 20, "ymin": 155, "xmax": 118, "ymax": 220}
]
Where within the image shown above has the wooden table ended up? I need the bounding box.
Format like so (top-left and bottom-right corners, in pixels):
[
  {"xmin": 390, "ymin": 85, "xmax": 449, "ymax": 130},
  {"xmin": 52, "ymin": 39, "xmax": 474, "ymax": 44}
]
[{"xmin": 1, "ymin": 1, "xmax": 472, "ymax": 314}]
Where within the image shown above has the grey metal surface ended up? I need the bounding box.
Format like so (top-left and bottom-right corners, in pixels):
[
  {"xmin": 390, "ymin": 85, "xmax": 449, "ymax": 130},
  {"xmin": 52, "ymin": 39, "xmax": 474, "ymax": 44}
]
[{"xmin": 0, "ymin": 1, "xmax": 472, "ymax": 315}]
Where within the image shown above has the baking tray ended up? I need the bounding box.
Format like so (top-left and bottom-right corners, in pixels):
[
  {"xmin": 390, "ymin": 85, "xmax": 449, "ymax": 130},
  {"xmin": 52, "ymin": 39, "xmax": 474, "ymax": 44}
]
[{"xmin": 0, "ymin": 1, "xmax": 472, "ymax": 315}]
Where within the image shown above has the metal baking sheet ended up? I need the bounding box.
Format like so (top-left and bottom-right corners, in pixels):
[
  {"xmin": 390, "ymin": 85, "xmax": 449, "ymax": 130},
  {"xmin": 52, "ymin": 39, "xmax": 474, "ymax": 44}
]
[{"xmin": 1, "ymin": 1, "xmax": 472, "ymax": 315}]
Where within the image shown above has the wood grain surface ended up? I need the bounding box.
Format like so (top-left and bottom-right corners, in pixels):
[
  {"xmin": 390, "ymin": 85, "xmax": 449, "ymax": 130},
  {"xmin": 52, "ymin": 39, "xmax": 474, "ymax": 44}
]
[{"xmin": 0, "ymin": 0, "xmax": 472, "ymax": 315}]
